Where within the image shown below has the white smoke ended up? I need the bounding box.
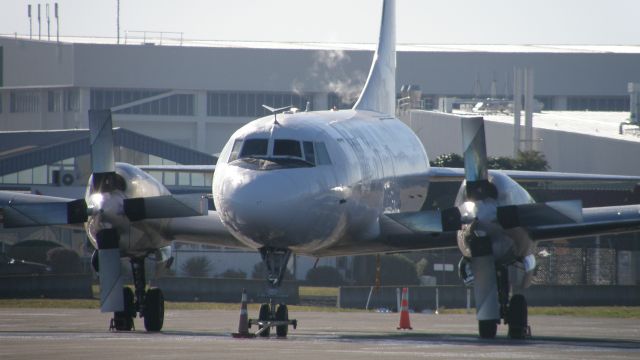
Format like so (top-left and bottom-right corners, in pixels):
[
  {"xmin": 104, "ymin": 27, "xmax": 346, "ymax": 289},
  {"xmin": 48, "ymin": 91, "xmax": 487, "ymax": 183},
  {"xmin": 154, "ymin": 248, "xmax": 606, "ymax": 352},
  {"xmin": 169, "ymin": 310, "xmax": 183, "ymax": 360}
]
[{"xmin": 293, "ymin": 49, "xmax": 366, "ymax": 108}]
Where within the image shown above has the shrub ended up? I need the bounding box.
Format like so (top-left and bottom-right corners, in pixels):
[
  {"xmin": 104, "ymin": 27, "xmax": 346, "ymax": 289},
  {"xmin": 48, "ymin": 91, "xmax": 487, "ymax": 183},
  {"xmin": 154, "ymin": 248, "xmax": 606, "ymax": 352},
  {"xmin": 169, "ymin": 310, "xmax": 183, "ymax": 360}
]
[
  {"xmin": 251, "ymin": 261, "xmax": 294, "ymax": 281},
  {"xmin": 8, "ymin": 240, "xmax": 60, "ymax": 264},
  {"xmin": 46, "ymin": 247, "xmax": 81, "ymax": 274},
  {"xmin": 415, "ymin": 258, "xmax": 429, "ymax": 277},
  {"xmin": 305, "ymin": 266, "xmax": 344, "ymax": 286},
  {"xmin": 353, "ymin": 254, "xmax": 419, "ymax": 286},
  {"xmin": 181, "ymin": 256, "xmax": 213, "ymax": 277},
  {"xmin": 219, "ymin": 269, "xmax": 247, "ymax": 279}
]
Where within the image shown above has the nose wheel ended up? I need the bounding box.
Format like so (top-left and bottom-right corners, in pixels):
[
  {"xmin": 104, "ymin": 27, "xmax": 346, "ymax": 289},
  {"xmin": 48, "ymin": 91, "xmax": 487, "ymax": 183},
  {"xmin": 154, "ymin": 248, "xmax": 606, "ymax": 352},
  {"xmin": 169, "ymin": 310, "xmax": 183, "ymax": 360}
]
[
  {"xmin": 246, "ymin": 247, "xmax": 297, "ymax": 337},
  {"xmin": 250, "ymin": 301, "xmax": 296, "ymax": 338}
]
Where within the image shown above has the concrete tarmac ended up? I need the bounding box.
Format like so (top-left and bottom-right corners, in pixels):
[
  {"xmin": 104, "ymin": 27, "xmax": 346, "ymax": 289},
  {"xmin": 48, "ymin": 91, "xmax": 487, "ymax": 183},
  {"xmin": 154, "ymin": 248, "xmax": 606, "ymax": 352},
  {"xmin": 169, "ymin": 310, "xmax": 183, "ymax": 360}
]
[{"xmin": 0, "ymin": 308, "xmax": 638, "ymax": 359}]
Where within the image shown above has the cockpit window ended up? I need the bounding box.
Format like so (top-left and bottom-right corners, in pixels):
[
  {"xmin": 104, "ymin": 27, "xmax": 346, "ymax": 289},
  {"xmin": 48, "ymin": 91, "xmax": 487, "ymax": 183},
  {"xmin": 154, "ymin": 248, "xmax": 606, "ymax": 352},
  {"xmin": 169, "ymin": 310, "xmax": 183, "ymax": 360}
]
[
  {"xmin": 229, "ymin": 138, "xmax": 327, "ymax": 170},
  {"xmin": 273, "ymin": 139, "xmax": 302, "ymax": 158},
  {"xmin": 240, "ymin": 139, "xmax": 269, "ymax": 158},
  {"xmin": 303, "ymin": 141, "xmax": 315, "ymax": 165},
  {"xmin": 315, "ymin": 142, "xmax": 332, "ymax": 165},
  {"xmin": 228, "ymin": 139, "xmax": 243, "ymax": 162}
]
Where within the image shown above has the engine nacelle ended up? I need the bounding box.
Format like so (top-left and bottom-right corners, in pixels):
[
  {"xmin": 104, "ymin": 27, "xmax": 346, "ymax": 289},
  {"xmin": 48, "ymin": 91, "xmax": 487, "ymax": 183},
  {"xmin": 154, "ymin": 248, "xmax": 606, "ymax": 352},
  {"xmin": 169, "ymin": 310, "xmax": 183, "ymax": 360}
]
[
  {"xmin": 455, "ymin": 171, "xmax": 536, "ymax": 264},
  {"xmin": 85, "ymin": 163, "xmax": 171, "ymax": 257}
]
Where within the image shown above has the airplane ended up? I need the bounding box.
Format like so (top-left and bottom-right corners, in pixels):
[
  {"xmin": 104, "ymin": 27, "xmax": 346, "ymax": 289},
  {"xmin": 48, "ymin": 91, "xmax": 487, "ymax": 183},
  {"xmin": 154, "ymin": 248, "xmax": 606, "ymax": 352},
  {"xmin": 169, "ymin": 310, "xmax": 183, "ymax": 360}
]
[{"xmin": 2, "ymin": 0, "xmax": 640, "ymax": 339}]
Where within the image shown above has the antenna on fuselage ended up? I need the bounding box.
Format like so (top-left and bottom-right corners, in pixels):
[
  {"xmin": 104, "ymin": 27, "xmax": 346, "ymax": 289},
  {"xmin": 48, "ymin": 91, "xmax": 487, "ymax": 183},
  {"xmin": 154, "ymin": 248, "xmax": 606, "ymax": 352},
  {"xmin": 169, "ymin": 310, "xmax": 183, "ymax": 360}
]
[{"xmin": 262, "ymin": 104, "xmax": 291, "ymax": 124}]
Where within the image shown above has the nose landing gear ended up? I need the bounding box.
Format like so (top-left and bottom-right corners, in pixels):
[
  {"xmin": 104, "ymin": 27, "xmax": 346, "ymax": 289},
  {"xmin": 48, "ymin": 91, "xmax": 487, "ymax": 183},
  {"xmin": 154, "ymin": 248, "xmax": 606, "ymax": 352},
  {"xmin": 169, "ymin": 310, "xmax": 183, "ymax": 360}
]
[
  {"xmin": 250, "ymin": 300, "xmax": 296, "ymax": 338},
  {"xmin": 245, "ymin": 247, "xmax": 297, "ymax": 338}
]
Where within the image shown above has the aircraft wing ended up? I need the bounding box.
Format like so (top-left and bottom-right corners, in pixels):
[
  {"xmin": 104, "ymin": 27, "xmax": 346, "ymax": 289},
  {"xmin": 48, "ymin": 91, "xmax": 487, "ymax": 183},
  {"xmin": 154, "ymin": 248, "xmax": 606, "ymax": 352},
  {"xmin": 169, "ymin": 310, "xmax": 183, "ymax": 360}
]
[
  {"xmin": 311, "ymin": 213, "xmax": 459, "ymax": 257},
  {"xmin": 137, "ymin": 165, "xmax": 215, "ymax": 172},
  {"xmin": 0, "ymin": 190, "xmax": 250, "ymax": 249},
  {"xmin": 428, "ymin": 166, "xmax": 640, "ymax": 184},
  {"xmin": 428, "ymin": 166, "xmax": 640, "ymax": 242},
  {"xmin": 499, "ymin": 203, "xmax": 640, "ymax": 242},
  {"xmin": 160, "ymin": 210, "xmax": 252, "ymax": 249}
]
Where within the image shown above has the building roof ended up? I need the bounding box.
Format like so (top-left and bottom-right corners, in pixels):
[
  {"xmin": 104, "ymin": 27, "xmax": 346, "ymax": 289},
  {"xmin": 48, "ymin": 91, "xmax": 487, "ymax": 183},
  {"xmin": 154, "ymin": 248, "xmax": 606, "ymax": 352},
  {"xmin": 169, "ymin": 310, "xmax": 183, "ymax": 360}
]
[
  {"xmin": 5, "ymin": 35, "xmax": 640, "ymax": 54},
  {"xmin": 3, "ymin": 36, "xmax": 640, "ymax": 97},
  {"xmin": 0, "ymin": 128, "xmax": 217, "ymax": 176},
  {"xmin": 480, "ymin": 111, "xmax": 640, "ymax": 143}
]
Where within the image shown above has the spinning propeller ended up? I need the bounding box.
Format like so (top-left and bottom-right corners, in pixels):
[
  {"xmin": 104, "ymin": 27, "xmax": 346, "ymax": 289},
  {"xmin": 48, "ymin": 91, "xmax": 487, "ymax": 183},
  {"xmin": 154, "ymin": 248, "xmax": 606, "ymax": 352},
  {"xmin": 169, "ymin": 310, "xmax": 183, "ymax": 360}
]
[{"xmin": 3, "ymin": 110, "xmax": 207, "ymax": 312}]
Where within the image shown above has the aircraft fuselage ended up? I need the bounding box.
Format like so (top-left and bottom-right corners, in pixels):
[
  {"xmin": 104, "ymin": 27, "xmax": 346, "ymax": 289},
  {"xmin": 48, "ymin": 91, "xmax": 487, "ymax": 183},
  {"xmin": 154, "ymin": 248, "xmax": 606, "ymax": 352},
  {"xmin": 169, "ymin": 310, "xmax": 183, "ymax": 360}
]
[{"xmin": 212, "ymin": 109, "xmax": 430, "ymax": 255}]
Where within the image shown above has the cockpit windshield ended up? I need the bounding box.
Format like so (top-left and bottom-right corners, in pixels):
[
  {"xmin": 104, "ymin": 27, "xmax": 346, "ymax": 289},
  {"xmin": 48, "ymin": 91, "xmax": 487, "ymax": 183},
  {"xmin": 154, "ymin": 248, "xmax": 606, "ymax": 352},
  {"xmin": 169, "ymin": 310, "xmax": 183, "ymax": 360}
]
[
  {"xmin": 240, "ymin": 139, "xmax": 269, "ymax": 158},
  {"xmin": 273, "ymin": 139, "xmax": 302, "ymax": 158},
  {"xmin": 228, "ymin": 137, "xmax": 330, "ymax": 170}
]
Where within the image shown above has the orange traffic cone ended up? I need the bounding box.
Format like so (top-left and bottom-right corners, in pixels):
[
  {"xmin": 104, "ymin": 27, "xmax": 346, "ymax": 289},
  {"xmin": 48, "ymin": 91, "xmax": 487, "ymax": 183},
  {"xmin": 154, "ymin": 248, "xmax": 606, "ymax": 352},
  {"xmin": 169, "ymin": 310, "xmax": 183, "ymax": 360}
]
[
  {"xmin": 232, "ymin": 289, "xmax": 255, "ymax": 338},
  {"xmin": 397, "ymin": 287, "xmax": 412, "ymax": 330}
]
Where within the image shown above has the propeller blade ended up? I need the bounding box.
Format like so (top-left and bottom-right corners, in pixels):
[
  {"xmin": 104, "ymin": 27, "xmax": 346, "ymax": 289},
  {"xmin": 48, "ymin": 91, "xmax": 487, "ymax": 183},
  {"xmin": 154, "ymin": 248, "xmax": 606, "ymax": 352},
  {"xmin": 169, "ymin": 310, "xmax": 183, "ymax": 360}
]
[
  {"xmin": 88, "ymin": 110, "xmax": 121, "ymax": 191},
  {"xmin": 497, "ymin": 200, "xmax": 583, "ymax": 229},
  {"xmin": 89, "ymin": 109, "xmax": 115, "ymax": 174},
  {"xmin": 3, "ymin": 199, "xmax": 88, "ymax": 228},
  {"xmin": 461, "ymin": 117, "xmax": 496, "ymax": 200},
  {"xmin": 386, "ymin": 207, "xmax": 462, "ymax": 233},
  {"xmin": 96, "ymin": 228, "xmax": 124, "ymax": 313},
  {"xmin": 461, "ymin": 116, "xmax": 488, "ymax": 182},
  {"xmin": 123, "ymin": 194, "xmax": 208, "ymax": 222}
]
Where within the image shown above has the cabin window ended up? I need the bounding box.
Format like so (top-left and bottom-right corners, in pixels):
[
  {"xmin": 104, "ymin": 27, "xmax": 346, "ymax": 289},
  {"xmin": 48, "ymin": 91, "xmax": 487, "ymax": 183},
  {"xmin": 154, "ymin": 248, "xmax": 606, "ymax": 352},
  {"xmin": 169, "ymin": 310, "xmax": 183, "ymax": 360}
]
[
  {"xmin": 240, "ymin": 139, "xmax": 269, "ymax": 158},
  {"xmin": 228, "ymin": 139, "xmax": 243, "ymax": 162},
  {"xmin": 315, "ymin": 142, "xmax": 332, "ymax": 165},
  {"xmin": 273, "ymin": 139, "xmax": 302, "ymax": 158},
  {"xmin": 303, "ymin": 141, "xmax": 315, "ymax": 164}
]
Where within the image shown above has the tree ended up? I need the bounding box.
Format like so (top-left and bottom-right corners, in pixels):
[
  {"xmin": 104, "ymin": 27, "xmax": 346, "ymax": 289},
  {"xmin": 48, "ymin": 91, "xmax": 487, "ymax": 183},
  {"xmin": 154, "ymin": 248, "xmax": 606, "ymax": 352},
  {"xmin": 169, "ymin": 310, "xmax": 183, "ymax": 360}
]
[
  {"xmin": 430, "ymin": 151, "xmax": 549, "ymax": 171},
  {"xmin": 353, "ymin": 254, "xmax": 419, "ymax": 286},
  {"xmin": 46, "ymin": 247, "xmax": 81, "ymax": 274},
  {"xmin": 8, "ymin": 240, "xmax": 60, "ymax": 264},
  {"xmin": 251, "ymin": 262, "xmax": 294, "ymax": 281},
  {"xmin": 219, "ymin": 269, "xmax": 247, "ymax": 279},
  {"xmin": 415, "ymin": 258, "xmax": 429, "ymax": 277},
  {"xmin": 429, "ymin": 153, "xmax": 464, "ymax": 168},
  {"xmin": 305, "ymin": 266, "xmax": 344, "ymax": 286},
  {"xmin": 514, "ymin": 150, "xmax": 549, "ymax": 171},
  {"xmin": 487, "ymin": 156, "xmax": 516, "ymax": 170},
  {"xmin": 181, "ymin": 256, "xmax": 213, "ymax": 277}
]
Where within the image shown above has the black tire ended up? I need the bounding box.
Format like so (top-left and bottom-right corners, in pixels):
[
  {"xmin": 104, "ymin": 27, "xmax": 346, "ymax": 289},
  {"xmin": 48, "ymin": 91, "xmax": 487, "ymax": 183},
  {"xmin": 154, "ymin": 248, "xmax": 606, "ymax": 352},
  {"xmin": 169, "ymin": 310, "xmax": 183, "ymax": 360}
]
[
  {"xmin": 275, "ymin": 304, "xmax": 288, "ymax": 338},
  {"xmin": 143, "ymin": 288, "xmax": 164, "ymax": 332},
  {"xmin": 478, "ymin": 320, "xmax": 498, "ymax": 339},
  {"xmin": 113, "ymin": 287, "xmax": 135, "ymax": 331},
  {"xmin": 507, "ymin": 294, "xmax": 528, "ymax": 340},
  {"xmin": 258, "ymin": 303, "xmax": 271, "ymax": 337}
]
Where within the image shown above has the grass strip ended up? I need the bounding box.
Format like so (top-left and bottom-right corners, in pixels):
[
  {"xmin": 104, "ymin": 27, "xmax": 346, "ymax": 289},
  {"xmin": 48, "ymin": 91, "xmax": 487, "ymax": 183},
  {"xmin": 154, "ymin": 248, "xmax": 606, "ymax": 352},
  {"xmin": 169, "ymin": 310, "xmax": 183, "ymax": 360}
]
[{"xmin": 0, "ymin": 299, "xmax": 638, "ymax": 318}]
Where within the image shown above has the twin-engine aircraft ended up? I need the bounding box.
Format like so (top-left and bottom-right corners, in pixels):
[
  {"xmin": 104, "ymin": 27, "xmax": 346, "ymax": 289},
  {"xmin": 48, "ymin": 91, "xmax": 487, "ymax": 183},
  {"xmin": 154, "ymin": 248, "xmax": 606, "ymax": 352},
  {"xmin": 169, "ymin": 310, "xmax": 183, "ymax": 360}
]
[{"xmin": 2, "ymin": 0, "xmax": 640, "ymax": 339}]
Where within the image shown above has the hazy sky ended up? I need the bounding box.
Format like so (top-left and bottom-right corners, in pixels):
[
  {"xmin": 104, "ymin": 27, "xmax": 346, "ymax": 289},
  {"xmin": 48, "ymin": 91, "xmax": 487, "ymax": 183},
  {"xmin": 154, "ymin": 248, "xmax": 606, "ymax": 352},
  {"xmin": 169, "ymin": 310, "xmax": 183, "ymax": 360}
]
[{"xmin": 1, "ymin": 0, "xmax": 639, "ymax": 45}]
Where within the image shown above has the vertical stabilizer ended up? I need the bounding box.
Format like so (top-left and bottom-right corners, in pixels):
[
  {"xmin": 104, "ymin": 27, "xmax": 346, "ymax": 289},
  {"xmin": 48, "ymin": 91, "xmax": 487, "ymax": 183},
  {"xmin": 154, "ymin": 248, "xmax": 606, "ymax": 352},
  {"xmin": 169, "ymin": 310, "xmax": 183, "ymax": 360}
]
[{"xmin": 353, "ymin": 0, "xmax": 396, "ymax": 116}]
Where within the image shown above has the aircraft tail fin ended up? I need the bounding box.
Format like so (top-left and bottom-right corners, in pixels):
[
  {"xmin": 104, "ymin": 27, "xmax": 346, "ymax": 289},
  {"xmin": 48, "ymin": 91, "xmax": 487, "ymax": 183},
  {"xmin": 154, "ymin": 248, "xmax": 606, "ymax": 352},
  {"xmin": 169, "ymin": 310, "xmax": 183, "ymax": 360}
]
[{"xmin": 353, "ymin": 0, "xmax": 396, "ymax": 116}]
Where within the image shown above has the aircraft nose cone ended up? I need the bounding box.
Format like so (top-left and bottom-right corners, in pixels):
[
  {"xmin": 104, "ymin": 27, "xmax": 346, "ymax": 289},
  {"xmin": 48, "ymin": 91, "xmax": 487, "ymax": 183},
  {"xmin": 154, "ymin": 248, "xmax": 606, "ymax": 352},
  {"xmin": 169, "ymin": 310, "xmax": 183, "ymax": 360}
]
[{"xmin": 219, "ymin": 169, "xmax": 308, "ymax": 245}]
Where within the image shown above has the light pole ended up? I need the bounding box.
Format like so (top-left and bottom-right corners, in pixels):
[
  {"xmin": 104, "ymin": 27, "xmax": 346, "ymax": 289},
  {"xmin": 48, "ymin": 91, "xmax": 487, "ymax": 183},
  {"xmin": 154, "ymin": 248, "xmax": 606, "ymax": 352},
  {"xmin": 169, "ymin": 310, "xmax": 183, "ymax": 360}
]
[
  {"xmin": 117, "ymin": 0, "xmax": 120, "ymax": 44},
  {"xmin": 28, "ymin": 5, "xmax": 32, "ymax": 39}
]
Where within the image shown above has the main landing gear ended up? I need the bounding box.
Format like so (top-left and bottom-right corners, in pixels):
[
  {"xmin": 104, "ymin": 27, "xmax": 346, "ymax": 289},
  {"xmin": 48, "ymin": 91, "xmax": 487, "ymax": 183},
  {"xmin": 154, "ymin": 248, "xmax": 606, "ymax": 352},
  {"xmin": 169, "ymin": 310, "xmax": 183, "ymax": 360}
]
[
  {"xmin": 109, "ymin": 257, "xmax": 165, "ymax": 332},
  {"xmin": 465, "ymin": 227, "xmax": 531, "ymax": 340},
  {"xmin": 246, "ymin": 247, "xmax": 297, "ymax": 338},
  {"xmin": 474, "ymin": 263, "xmax": 530, "ymax": 340}
]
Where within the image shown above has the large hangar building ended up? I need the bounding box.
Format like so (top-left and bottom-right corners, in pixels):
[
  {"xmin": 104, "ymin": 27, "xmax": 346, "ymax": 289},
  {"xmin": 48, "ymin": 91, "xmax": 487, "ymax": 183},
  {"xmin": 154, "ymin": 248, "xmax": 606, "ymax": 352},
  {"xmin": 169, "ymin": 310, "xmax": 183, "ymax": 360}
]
[
  {"xmin": 1, "ymin": 36, "xmax": 640, "ymax": 157},
  {"xmin": 1, "ymin": 36, "xmax": 639, "ymax": 284}
]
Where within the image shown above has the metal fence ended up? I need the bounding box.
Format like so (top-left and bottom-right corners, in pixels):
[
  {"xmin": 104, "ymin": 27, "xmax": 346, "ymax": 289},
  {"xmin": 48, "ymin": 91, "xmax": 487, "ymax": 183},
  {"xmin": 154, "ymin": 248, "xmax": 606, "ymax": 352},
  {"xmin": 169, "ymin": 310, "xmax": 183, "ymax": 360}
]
[{"xmin": 533, "ymin": 246, "xmax": 623, "ymax": 285}]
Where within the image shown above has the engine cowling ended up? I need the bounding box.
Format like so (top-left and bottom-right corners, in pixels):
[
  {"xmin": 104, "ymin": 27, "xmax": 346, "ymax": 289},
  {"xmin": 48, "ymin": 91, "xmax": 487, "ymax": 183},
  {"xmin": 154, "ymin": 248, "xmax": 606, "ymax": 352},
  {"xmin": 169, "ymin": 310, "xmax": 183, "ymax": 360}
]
[
  {"xmin": 85, "ymin": 163, "xmax": 170, "ymax": 257},
  {"xmin": 455, "ymin": 171, "xmax": 536, "ymax": 266}
]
